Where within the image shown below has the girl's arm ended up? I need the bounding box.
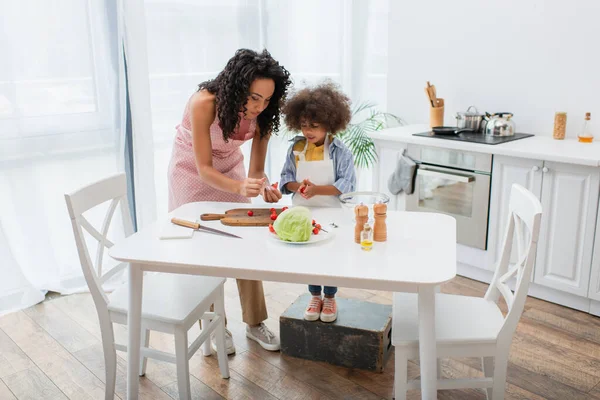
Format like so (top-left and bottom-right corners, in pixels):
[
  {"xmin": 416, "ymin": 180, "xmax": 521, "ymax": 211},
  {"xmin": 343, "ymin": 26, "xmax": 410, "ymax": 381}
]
[
  {"xmin": 280, "ymin": 141, "xmax": 300, "ymax": 194},
  {"xmin": 301, "ymin": 144, "xmax": 356, "ymax": 199},
  {"xmin": 190, "ymin": 93, "xmax": 264, "ymax": 197}
]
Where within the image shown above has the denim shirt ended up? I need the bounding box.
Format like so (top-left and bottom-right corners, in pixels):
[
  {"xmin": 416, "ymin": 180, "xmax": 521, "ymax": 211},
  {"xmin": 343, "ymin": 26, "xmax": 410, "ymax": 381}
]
[{"xmin": 279, "ymin": 135, "xmax": 356, "ymax": 195}]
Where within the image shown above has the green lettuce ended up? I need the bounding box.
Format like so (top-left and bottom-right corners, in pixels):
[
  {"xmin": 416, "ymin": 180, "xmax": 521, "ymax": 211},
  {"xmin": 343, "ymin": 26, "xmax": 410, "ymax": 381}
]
[{"xmin": 273, "ymin": 206, "xmax": 312, "ymax": 242}]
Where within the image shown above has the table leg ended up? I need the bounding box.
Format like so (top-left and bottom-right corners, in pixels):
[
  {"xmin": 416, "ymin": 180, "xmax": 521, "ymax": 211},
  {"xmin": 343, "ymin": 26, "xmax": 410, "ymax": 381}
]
[
  {"xmin": 127, "ymin": 264, "xmax": 143, "ymax": 400},
  {"xmin": 418, "ymin": 285, "xmax": 437, "ymax": 400}
]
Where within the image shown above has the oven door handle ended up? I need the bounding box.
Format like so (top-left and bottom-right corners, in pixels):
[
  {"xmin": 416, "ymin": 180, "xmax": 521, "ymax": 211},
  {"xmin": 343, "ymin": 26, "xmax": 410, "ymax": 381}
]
[{"xmin": 417, "ymin": 168, "xmax": 475, "ymax": 183}]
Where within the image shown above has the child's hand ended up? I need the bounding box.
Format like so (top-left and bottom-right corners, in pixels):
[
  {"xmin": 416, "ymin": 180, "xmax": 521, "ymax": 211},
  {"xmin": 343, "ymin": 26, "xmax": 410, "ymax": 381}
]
[{"xmin": 300, "ymin": 179, "xmax": 317, "ymax": 199}]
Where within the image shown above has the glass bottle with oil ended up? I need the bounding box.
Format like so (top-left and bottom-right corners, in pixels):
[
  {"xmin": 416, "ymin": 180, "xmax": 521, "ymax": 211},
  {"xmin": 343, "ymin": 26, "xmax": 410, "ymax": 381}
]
[
  {"xmin": 578, "ymin": 112, "xmax": 594, "ymax": 143},
  {"xmin": 360, "ymin": 223, "xmax": 373, "ymax": 251}
]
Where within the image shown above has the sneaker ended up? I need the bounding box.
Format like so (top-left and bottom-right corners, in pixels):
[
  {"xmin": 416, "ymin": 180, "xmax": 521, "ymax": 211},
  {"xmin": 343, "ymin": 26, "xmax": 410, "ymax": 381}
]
[
  {"xmin": 210, "ymin": 328, "xmax": 236, "ymax": 355},
  {"xmin": 246, "ymin": 323, "xmax": 280, "ymax": 351},
  {"xmin": 320, "ymin": 297, "xmax": 337, "ymax": 323},
  {"xmin": 304, "ymin": 296, "xmax": 323, "ymax": 321}
]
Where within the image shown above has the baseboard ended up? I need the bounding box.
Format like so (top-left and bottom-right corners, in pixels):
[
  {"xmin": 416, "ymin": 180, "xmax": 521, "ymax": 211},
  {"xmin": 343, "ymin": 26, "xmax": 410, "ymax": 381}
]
[
  {"xmin": 457, "ymin": 263, "xmax": 591, "ymax": 313},
  {"xmin": 590, "ymin": 300, "xmax": 600, "ymax": 317}
]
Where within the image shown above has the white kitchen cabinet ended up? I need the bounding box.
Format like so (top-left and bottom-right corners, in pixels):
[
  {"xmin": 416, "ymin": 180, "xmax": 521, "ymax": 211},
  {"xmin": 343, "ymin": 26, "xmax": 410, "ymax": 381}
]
[
  {"xmin": 371, "ymin": 143, "xmax": 407, "ymax": 211},
  {"xmin": 587, "ymin": 202, "xmax": 600, "ymax": 301},
  {"xmin": 534, "ymin": 162, "xmax": 600, "ymax": 296},
  {"xmin": 487, "ymin": 156, "xmax": 543, "ymax": 271},
  {"xmin": 488, "ymin": 157, "xmax": 600, "ymax": 297}
]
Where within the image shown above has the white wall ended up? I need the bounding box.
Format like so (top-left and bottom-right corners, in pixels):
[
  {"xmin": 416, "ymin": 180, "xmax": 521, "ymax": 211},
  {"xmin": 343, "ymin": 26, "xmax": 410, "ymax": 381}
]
[{"xmin": 387, "ymin": 0, "xmax": 599, "ymax": 138}]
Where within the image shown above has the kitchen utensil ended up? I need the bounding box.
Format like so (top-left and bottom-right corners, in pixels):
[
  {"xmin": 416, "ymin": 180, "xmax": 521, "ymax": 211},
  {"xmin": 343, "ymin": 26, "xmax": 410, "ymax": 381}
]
[
  {"xmin": 455, "ymin": 106, "xmax": 485, "ymax": 132},
  {"xmin": 171, "ymin": 218, "xmax": 242, "ymax": 239},
  {"xmin": 268, "ymin": 229, "xmax": 335, "ymax": 245},
  {"xmin": 201, "ymin": 207, "xmax": 285, "ymax": 226},
  {"xmin": 484, "ymin": 112, "xmax": 516, "ymax": 136},
  {"xmin": 432, "ymin": 126, "xmax": 474, "ymax": 135}
]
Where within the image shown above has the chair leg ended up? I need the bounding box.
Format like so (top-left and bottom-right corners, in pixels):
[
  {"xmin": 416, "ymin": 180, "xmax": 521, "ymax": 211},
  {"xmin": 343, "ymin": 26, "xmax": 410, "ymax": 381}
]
[
  {"xmin": 394, "ymin": 348, "xmax": 408, "ymax": 400},
  {"xmin": 174, "ymin": 327, "xmax": 191, "ymax": 400},
  {"xmin": 139, "ymin": 328, "xmax": 150, "ymax": 376},
  {"xmin": 482, "ymin": 356, "xmax": 495, "ymax": 400},
  {"xmin": 437, "ymin": 358, "xmax": 443, "ymax": 379},
  {"xmin": 491, "ymin": 352, "xmax": 508, "ymax": 400},
  {"xmin": 200, "ymin": 317, "xmax": 212, "ymax": 356},
  {"xmin": 213, "ymin": 288, "xmax": 230, "ymax": 379},
  {"xmin": 100, "ymin": 327, "xmax": 117, "ymax": 400}
]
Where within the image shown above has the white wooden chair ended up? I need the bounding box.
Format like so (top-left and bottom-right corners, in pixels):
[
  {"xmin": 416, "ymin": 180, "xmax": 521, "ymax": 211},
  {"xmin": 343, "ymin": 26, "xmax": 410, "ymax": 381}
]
[
  {"xmin": 65, "ymin": 173, "xmax": 229, "ymax": 400},
  {"xmin": 392, "ymin": 184, "xmax": 542, "ymax": 400}
]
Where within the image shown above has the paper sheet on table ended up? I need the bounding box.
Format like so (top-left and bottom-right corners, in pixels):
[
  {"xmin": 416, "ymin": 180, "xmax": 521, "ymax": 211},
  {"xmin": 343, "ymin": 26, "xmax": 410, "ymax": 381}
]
[{"xmin": 158, "ymin": 220, "xmax": 194, "ymax": 240}]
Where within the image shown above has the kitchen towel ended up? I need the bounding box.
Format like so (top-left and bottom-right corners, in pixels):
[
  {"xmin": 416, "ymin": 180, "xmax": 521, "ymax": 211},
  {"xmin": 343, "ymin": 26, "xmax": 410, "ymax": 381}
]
[{"xmin": 387, "ymin": 150, "xmax": 417, "ymax": 195}]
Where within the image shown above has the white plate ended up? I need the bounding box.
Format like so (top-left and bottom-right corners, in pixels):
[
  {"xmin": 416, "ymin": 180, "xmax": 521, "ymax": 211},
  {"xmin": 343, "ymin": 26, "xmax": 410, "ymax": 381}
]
[{"xmin": 268, "ymin": 229, "xmax": 335, "ymax": 244}]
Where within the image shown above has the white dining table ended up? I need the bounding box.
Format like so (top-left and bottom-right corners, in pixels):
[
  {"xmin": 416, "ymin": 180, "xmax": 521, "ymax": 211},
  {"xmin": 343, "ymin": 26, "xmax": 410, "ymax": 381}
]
[{"xmin": 109, "ymin": 201, "xmax": 456, "ymax": 400}]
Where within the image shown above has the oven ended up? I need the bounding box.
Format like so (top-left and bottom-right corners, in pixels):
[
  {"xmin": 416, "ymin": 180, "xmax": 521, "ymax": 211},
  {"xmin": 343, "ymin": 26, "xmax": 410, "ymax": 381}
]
[{"xmin": 406, "ymin": 144, "xmax": 492, "ymax": 250}]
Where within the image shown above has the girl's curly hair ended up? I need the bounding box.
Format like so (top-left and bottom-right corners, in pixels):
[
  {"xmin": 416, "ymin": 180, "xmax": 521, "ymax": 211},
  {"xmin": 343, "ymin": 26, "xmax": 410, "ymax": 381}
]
[
  {"xmin": 198, "ymin": 49, "xmax": 292, "ymax": 141},
  {"xmin": 282, "ymin": 81, "xmax": 352, "ymax": 134}
]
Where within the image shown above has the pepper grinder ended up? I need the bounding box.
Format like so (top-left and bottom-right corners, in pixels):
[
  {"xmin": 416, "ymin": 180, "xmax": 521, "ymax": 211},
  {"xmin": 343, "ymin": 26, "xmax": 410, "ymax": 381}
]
[
  {"xmin": 354, "ymin": 204, "xmax": 369, "ymax": 243},
  {"xmin": 373, "ymin": 203, "xmax": 387, "ymax": 242}
]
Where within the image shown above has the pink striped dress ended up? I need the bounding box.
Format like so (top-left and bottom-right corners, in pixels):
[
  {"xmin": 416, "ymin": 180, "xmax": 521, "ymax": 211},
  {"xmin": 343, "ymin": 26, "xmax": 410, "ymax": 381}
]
[{"xmin": 167, "ymin": 96, "xmax": 256, "ymax": 212}]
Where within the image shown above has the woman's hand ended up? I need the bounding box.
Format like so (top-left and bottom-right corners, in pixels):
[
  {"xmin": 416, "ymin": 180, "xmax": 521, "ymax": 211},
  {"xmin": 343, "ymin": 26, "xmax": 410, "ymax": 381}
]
[
  {"xmin": 262, "ymin": 183, "xmax": 282, "ymax": 203},
  {"xmin": 239, "ymin": 177, "xmax": 266, "ymax": 197}
]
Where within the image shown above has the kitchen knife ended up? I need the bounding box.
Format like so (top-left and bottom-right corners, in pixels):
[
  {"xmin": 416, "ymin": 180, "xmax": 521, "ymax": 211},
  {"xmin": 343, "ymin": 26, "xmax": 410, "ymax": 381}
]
[{"xmin": 170, "ymin": 218, "xmax": 242, "ymax": 239}]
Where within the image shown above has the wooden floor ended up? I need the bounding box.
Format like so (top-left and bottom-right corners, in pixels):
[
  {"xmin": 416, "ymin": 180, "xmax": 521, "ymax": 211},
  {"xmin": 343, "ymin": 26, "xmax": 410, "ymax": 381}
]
[{"xmin": 1, "ymin": 276, "xmax": 600, "ymax": 400}]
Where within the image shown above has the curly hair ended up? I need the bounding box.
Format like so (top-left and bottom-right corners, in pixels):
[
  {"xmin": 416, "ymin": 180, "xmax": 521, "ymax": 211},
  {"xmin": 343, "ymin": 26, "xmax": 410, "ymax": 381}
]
[
  {"xmin": 198, "ymin": 49, "xmax": 292, "ymax": 141},
  {"xmin": 282, "ymin": 81, "xmax": 352, "ymax": 134}
]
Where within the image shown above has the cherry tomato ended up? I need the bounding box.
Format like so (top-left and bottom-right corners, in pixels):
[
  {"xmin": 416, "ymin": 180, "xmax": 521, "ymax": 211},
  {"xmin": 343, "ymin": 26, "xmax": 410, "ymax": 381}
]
[
  {"xmin": 312, "ymin": 219, "xmax": 316, "ymax": 225},
  {"xmin": 270, "ymin": 214, "xmax": 277, "ymax": 221},
  {"xmin": 271, "ymin": 182, "xmax": 278, "ymax": 189},
  {"xmin": 270, "ymin": 207, "xmax": 276, "ymax": 212},
  {"xmin": 268, "ymin": 224, "xmax": 275, "ymax": 233},
  {"xmin": 312, "ymin": 227, "xmax": 319, "ymax": 235},
  {"xmin": 300, "ymin": 186, "xmax": 306, "ymax": 194},
  {"xmin": 247, "ymin": 210, "xmax": 254, "ymax": 216},
  {"xmin": 315, "ymin": 224, "xmax": 321, "ymax": 229},
  {"xmin": 282, "ymin": 206, "xmax": 288, "ymax": 211}
]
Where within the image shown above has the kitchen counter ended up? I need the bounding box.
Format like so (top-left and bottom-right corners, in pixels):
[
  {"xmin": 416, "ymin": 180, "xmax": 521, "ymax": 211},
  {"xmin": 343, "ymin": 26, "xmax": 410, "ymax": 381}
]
[{"xmin": 370, "ymin": 124, "xmax": 600, "ymax": 167}]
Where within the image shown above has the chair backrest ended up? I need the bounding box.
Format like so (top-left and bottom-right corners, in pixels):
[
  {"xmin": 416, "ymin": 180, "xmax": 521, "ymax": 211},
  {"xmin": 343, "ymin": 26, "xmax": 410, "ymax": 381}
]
[
  {"xmin": 64, "ymin": 173, "xmax": 134, "ymax": 313},
  {"xmin": 484, "ymin": 184, "xmax": 542, "ymax": 343}
]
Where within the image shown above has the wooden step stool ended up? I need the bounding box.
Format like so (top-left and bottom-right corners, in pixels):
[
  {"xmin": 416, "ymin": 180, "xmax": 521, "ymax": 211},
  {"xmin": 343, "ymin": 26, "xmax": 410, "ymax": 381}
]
[{"xmin": 279, "ymin": 293, "xmax": 393, "ymax": 372}]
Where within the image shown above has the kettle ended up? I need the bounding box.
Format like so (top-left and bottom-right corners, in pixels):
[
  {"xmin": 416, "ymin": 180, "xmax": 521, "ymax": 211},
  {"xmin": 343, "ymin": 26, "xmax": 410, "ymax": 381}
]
[{"xmin": 484, "ymin": 112, "xmax": 516, "ymax": 136}]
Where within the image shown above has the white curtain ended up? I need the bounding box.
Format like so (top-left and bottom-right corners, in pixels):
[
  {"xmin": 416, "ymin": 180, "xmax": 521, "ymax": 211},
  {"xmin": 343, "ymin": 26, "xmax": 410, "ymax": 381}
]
[
  {"xmin": 0, "ymin": 0, "xmax": 127, "ymax": 315},
  {"xmin": 0, "ymin": 0, "xmax": 390, "ymax": 315},
  {"xmin": 137, "ymin": 0, "xmax": 390, "ymax": 215}
]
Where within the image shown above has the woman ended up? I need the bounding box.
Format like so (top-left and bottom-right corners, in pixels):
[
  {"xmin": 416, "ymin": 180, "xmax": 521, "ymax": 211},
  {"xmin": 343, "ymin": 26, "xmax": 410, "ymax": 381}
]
[{"xmin": 167, "ymin": 49, "xmax": 291, "ymax": 353}]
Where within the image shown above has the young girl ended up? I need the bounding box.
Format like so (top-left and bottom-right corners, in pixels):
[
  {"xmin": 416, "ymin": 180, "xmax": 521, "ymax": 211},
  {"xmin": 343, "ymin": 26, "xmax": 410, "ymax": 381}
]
[{"xmin": 279, "ymin": 81, "xmax": 356, "ymax": 322}]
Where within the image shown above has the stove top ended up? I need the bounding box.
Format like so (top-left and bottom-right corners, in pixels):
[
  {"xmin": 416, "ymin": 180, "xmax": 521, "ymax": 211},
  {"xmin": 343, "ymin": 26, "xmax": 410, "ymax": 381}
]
[{"xmin": 412, "ymin": 131, "xmax": 534, "ymax": 145}]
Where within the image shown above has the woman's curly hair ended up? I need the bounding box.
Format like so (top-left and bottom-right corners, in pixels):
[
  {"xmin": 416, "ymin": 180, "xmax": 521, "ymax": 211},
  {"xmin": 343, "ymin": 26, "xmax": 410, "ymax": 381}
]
[
  {"xmin": 282, "ymin": 81, "xmax": 352, "ymax": 134},
  {"xmin": 198, "ymin": 49, "xmax": 292, "ymax": 141}
]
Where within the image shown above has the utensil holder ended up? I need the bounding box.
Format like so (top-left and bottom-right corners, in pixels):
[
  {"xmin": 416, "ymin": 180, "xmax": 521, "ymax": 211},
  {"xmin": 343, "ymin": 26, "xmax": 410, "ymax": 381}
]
[{"xmin": 429, "ymin": 98, "xmax": 445, "ymax": 127}]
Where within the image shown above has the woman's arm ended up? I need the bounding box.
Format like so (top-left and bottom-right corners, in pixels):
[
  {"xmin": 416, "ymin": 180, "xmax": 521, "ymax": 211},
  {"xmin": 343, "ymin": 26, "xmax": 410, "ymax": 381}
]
[
  {"xmin": 248, "ymin": 126, "xmax": 269, "ymax": 180},
  {"xmin": 248, "ymin": 125, "xmax": 282, "ymax": 202},
  {"xmin": 190, "ymin": 92, "xmax": 263, "ymax": 197}
]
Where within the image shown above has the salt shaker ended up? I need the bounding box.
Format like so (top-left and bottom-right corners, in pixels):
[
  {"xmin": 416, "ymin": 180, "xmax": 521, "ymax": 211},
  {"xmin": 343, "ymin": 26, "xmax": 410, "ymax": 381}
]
[
  {"xmin": 373, "ymin": 203, "xmax": 387, "ymax": 242},
  {"xmin": 354, "ymin": 204, "xmax": 369, "ymax": 244}
]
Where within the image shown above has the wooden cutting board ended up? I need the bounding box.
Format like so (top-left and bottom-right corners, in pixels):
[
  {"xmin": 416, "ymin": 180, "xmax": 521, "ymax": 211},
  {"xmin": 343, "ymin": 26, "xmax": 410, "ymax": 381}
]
[{"xmin": 200, "ymin": 207, "xmax": 285, "ymax": 226}]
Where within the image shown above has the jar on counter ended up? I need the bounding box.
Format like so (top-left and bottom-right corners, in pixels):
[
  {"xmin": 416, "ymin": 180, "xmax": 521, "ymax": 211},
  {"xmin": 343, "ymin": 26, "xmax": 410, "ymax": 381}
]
[{"xmin": 553, "ymin": 112, "xmax": 567, "ymax": 140}]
